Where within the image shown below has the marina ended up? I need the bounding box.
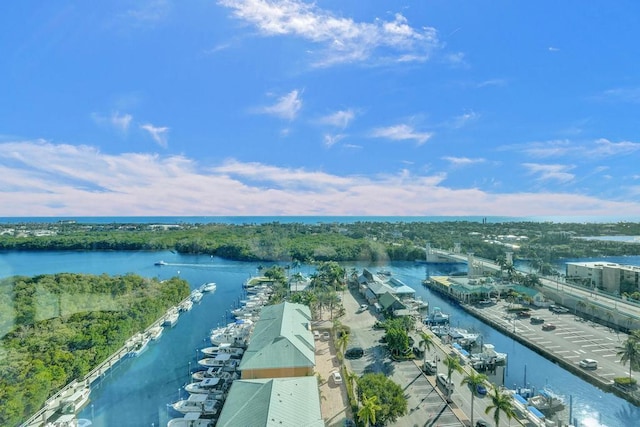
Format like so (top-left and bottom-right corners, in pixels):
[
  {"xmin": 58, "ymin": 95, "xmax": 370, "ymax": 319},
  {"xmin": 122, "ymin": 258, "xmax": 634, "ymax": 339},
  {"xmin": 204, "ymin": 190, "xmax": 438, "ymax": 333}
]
[{"xmin": 1, "ymin": 250, "xmax": 637, "ymax": 426}]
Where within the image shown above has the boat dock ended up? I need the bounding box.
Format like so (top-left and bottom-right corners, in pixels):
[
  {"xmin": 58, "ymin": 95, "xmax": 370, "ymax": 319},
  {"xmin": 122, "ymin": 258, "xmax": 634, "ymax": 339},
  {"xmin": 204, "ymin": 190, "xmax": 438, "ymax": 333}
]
[{"xmin": 20, "ymin": 294, "xmax": 198, "ymax": 427}]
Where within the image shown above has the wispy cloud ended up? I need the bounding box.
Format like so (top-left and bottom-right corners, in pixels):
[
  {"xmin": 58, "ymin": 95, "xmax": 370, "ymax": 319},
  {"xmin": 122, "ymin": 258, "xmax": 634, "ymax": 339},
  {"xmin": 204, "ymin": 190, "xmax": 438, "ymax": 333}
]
[
  {"xmin": 523, "ymin": 163, "xmax": 575, "ymax": 183},
  {"xmin": 2, "ymin": 140, "xmax": 640, "ymax": 216},
  {"xmin": 451, "ymin": 110, "xmax": 479, "ymax": 128},
  {"xmin": 218, "ymin": 0, "xmax": 439, "ymax": 67},
  {"xmin": 442, "ymin": 156, "xmax": 485, "ymax": 167},
  {"xmin": 140, "ymin": 123, "xmax": 169, "ymax": 147},
  {"xmin": 318, "ymin": 109, "xmax": 355, "ymax": 128},
  {"xmin": 591, "ymin": 138, "xmax": 640, "ymax": 157},
  {"xmin": 124, "ymin": 0, "xmax": 172, "ymax": 25},
  {"xmin": 323, "ymin": 134, "xmax": 345, "ymax": 147},
  {"xmin": 521, "ymin": 140, "xmax": 573, "ymax": 157},
  {"xmin": 370, "ymin": 124, "xmax": 432, "ymax": 145},
  {"xmin": 259, "ymin": 90, "xmax": 303, "ymax": 120},
  {"xmin": 597, "ymin": 87, "xmax": 640, "ymax": 103},
  {"xmin": 548, "ymin": 46, "xmax": 560, "ymax": 52},
  {"xmin": 92, "ymin": 111, "xmax": 133, "ymax": 134}
]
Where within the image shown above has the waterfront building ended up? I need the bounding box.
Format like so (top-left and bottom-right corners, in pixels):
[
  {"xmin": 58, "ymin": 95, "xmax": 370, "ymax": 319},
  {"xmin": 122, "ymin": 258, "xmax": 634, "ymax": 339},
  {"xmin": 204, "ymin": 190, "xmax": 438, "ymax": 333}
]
[
  {"xmin": 358, "ymin": 268, "xmax": 416, "ymax": 303},
  {"xmin": 216, "ymin": 376, "xmax": 323, "ymax": 426},
  {"xmin": 566, "ymin": 261, "xmax": 640, "ymax": 294},
  {"xmin": 238, "ymin": 301, "xmax": 315, "ymax": 379}
]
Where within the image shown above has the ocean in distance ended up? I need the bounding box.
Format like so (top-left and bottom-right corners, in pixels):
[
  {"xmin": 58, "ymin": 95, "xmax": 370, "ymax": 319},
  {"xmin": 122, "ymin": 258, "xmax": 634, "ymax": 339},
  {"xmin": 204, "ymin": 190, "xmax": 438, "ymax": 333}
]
[{"xmin": 1, "ymin": 215, "xmax": 640, "ymax": 224}]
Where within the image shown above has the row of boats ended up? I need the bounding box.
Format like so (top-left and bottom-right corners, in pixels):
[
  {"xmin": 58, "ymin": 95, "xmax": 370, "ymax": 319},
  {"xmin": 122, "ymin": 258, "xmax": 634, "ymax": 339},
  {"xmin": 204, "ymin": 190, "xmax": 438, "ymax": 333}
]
[
  {"xmin": 127, "ymin": 282, "xmax": 216, "ymax": 358},
  {"xmin": 166, "ymin": 280, "xmax": 271, "ymax": 426}
]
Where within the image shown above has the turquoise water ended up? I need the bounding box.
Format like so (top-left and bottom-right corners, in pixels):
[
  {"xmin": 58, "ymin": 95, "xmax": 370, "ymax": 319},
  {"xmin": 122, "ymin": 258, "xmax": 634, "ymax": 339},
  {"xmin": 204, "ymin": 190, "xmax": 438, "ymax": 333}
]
[{"xmin": 2, "ymin": 252, "xmax": 639, "ymax": 426}]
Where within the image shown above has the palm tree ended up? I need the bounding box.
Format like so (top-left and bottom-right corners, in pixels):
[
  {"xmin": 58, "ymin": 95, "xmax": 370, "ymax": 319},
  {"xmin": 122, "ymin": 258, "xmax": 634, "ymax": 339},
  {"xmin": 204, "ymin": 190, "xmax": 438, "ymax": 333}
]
[
  {"xmin": 460, "ymin": 372, "xmax": 488, "ymax": 427},
  {"xmin": 444, "ymin": 355, "xmax": 463, "ymax": 398},
  {"xmin": 358, "ymin": 394, "xmax": 382, "ymax": 427},
  {"xmin": 336, "ymin": 330, "xmax": 350, "ymax": 360},
  {"xmin": 617, "ymin": 333, "xmax": 640, "ymax": 379},
  {"xmin": 418, "ymin": 331, "xmax": 434, "ymax": 367},
  {"xmin": 484, "ymin": 386, "xmax": 516, "ymax": 427}
]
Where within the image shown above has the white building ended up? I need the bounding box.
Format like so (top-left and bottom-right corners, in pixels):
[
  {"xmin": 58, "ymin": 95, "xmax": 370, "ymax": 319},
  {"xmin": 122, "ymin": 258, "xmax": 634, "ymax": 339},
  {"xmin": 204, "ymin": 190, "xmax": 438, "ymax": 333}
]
[{"xmin": 565, "ymin": 262, "xmax": 640, "ymax": 294}]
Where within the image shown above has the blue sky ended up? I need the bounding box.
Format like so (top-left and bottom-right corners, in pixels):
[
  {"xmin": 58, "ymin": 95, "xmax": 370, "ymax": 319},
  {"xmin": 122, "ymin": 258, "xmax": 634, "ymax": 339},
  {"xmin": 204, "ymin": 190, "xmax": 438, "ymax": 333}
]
[{"xmin": 2, "ymin": 0, "xmax": 640, "ymax": 217}]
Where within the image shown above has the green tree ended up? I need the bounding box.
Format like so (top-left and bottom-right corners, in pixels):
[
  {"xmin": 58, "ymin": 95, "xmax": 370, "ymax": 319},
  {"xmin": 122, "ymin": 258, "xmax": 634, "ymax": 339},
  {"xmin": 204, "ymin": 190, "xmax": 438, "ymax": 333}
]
[
  {"xmin": 444, "ymin": 355, "xmax": 463, "ymax": 393},
  {"xmin": 484, "ymin": 386, "xmax": 516, "ymax": 427},
  {"xmin": 460, "ymin": 371, "xmax": 488, "ymax": 427},
  {"xmin": 385, "ymin": 327, "xmax": 409, "ymax": 357},
  {"xmin": 617, "ymin": 331, "xmax": 640, "ymax": 379},
  {"xmin": 356, "ymin": 373, "xmax": 407, "ymax": 424},
  {"xmin": 358, "ymin": 394, "xmax": 382, "ymax": 427},
  {"xmin": 336, "ymin": 329, "xmax": 350, "ymax": 360},
  {"xmin": 418, "ymin": 331, "xmax": 434, "ymax": 367}
]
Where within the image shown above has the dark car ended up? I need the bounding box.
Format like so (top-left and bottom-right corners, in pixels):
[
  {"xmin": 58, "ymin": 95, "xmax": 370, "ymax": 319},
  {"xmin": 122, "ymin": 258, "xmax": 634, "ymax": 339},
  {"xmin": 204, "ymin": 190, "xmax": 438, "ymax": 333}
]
[
  {"xmin": 476, "ymin": 383, "xmax": 487, "ymax": 396},
  {"xmin": 345, "ymin": 347, "xmax": 364, "ymax": 359},
  {"xmin": 475, "ymin": 419, "xmax": 489, "ymax": 427}
]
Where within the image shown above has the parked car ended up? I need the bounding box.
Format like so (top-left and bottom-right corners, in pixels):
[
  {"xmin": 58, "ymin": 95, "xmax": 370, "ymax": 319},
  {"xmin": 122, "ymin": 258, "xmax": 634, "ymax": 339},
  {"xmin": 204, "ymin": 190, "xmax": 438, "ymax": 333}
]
[
  {"xmin": 530, "ymin": 316, "xmax": 544, "ymax": 324},
  {"xmin": 358, "ymin": 304, "xmax": 369, "ymax": 312},
  {"xmin": 422, "ymin": 360, "xmax": 437, "ymax": 374},
  {"xmin": 476, "ymin": 383, "xmax": 487, "ymax": 396},
  {"xmin": 313, "ymin": 330, "xmax": 320, "ymax": 340},
  {"xmin": 579, "ymin": 358, "xmax": 598, "ymax": 369},
  {"xmin": 331, "ymin": 371, "xmax": 343, "ymax": 384},
  {"xmin": 542, "ymin": 323, "xmax": 557, "ymax": 331},
  {"xmin": 321, "ymin": 332, "xmax": 331, "ymax": 340},
  {"xmin": 475, "ymin": 419, "xmax": 489, "ymax": 427},
  {"xmin": 516, "ymin": 310, "xmax": 531, "ymax": 318},
  {"xmin": 436, "ymin": 373, "xmax": 454, "ymax": 392},
  {"xmin": 345, "ymin": 347, "xmax": 364, "ymax": 359}
]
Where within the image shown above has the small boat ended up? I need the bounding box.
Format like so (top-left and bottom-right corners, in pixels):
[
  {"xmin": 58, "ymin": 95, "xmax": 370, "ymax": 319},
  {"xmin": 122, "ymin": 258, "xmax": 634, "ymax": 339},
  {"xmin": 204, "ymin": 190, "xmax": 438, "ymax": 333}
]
[
  {"xmin": 201, "ymin": 282, "xmax": 217, "ymax": 292},
  {"xmin": 200, "ymin": 343, "xmax": 244, "ymax": 358},
  {"xmin": 192, "ymin": 367, "xmax": 238, "ymax": 381},
  {"xmin": 127, "ymin": 333, "xmax": 151, "ymax": 357},
  {"xmin": 179, "ymin": 299, "xmax": 193, "ymax": 312},
  {"xmin": 469, "ymin": 343, "xmax": 507, "ymax": 365},
  {"xmin": 58, "ymin": 387, "xmax": 91, "ymax": 415},
  {"xmin": 163, "ymin": 307, "xmax": 180, "ymax": 327},
  {"xmin": 528, "ymin": 387, "xmax": 565, "ymax": 412},
  {"xmin": 191, "ymin": 290, "xmax": 204, "ymax": 303},
  {"xmin": 172, "ymin": 394, "xmax": 222, "ymax": 415},
  {"xmin": 184, "ymin": 377, "xmax": 228, "ymax": 395},
  {"xmin": 154, "ymin": 260, "xmax": 168, "ymax": 266},
  {"xmin": 197, "ymin": 353, "xmax": 240, "ymax": 369},
  {"xmin": 167, "ymin": 413, "xmax": 215, "ymax": 427},
  {"xmin": 424, "ymin": 307, "xmax": 450, "ymax": 325},
  {"xmin": 148, "ymin": 326, "xmax": 163, "ymax": 341}
]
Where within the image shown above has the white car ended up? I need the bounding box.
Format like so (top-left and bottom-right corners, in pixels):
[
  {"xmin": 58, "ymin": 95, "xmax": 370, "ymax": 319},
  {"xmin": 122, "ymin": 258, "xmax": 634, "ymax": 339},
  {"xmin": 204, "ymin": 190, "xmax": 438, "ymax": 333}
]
[
  {"xmin": 332, "ymin": 371, "xmax": 342, "ymax": 384},
  {"xmin": 358, "ymin": 304, "xmax": 368, "ymax": 312},
  {"xmin": 579, "ymin": 358, "xmax": 598, "ymax": 369}
]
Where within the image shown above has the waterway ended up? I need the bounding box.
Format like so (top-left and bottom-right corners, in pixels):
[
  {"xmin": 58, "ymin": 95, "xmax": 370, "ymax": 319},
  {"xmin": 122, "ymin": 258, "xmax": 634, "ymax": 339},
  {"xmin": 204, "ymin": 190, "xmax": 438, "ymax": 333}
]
[{"xmin": 1, "ymin": 251, "xmax": 639, "ymax": 427}]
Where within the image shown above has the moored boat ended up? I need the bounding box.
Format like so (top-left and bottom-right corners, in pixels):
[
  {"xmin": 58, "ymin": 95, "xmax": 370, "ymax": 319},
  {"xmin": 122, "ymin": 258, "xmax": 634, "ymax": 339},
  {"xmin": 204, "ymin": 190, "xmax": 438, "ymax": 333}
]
[
  {"xmin": 179, "ymin": 299, "xmax": 193, "ymax": 312},
  {"xmin": 148, "ymin": 326, "xmax": 163, "ymax": 341},
  {"xmin": 163, "ymin": 307, "xmax": 180, "ymax": 327},
  {"xmin": 528, "ymin": 387, "xmax": 565, "ymax": 412},
  {"xmin": 201, "ymin": 282, "xmax": 217, "ymax": 292},
  {"xmin": 184, "ymin": 377, "xmax": 229, "ymax": 395},
  {"xmin": 167, "ymin": 413, "xmax": 216, "ymax": 427},
  {"xmin": 424, "ymin": 307, "xmax": 450, "ymax": 325},
  {"xmin": 191, "ymin": 290, "xmax": 204, "ymax": 303},
  {"xmin": 172, "ymin": 394, "xmax": 222, "ymax": 415}
]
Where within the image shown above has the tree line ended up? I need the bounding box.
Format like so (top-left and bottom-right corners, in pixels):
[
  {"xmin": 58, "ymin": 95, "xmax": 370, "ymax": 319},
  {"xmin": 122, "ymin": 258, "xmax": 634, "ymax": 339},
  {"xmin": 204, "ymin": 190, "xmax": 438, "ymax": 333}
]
[
  {"xmin": 1, "ymin": 220, "xmax": 639, "ymax": 263},
  {"xmin": 0, "ymin": 273, "xmax": 190, "ymax": 427}
]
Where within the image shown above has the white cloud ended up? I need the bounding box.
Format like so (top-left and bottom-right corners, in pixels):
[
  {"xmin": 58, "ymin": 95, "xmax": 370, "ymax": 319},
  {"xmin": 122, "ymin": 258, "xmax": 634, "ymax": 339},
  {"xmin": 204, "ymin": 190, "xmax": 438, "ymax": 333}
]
[
  {"xmin": 452, "ymin": 111, "xmax": 479, "ymax": 128},
  {"xmin": 370, "ymin": 124, "xmax": 432, "ymax": 145},
  {"xmin": 2, "ymin": 140, "xmax": 640, "ymax": 217},
  {"xmin": 260, "ymin": 90, "xmax": 303, "ymax": 120},
  {"xmin": 124, "ymin": 0, "xmax": 171, "ymax": 25},
  {"xmin": 442, "ymin": 156, "xmax": 485, "ymax": 166},
  {"xmin": 523, "ymin": 163, "xmax": 575, "ymax": 183},
  {"xmin": 323, "ymin": 134, "xmax": 345, "ymax": 147},
  {"xmin": 140, "ymin": 123, "xmax": 169, "ymax": 147},
  {"xmin": 521, "ymin": 140, "xmax": 573, "ymax": 157},
  {"xmin": 591, "ymin": 138, "xmax": 640, "ymax": 157},
  {"xmin": 92, "ymin": 111, "xmax": 133, "ymax": 133},
  {"xmin": 548, "ymin": 46, "xmax": 560, "ymax": 52},
  {"xmin": 218, "ymin": 0, "xmax": 439, "ymax": 66},
  {"xmin": 318, "ymin": 109, "xmax": 355, "ymax": 128}
]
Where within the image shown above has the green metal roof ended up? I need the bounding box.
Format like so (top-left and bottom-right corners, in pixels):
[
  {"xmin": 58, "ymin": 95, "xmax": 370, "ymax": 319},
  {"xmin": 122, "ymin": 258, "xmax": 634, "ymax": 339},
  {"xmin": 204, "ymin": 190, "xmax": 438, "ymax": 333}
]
[
  {"xmin": 239, "ymin": 302, "xmax": 315, "ymax": 371},
  {"xmin": 216, "ymin": 377, "xmax": 324, "ymax": 426}
]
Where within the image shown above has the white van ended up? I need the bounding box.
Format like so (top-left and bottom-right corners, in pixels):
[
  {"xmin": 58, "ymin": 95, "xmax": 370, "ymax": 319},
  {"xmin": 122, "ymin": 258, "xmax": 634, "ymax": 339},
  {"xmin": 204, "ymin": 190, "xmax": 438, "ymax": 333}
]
[{"xmin": 436, "ymin": 373, "xmax": 454, "ymax": 392}]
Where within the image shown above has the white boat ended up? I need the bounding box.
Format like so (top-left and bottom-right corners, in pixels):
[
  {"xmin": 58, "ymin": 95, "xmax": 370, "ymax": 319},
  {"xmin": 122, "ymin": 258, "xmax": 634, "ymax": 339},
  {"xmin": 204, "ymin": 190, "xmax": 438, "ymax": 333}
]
[
  {"xmin": 184, "ymin": 377, "xmax": 228, "ymax": 395},
  {"xmin": 127, "ymin": 332, "xmax": 151, "ymax": 357},
  {"xmin": 154, "ymin": 260, "xmax": 168, "ymax": 266},
  {"xmin": 197, "ymin": 353, "xmax": 240, "ymax": 369},
  {"xmin": 201, "ymin": 282, "xmax": 217, "ymax": 292},
  {"xmin": 163, "ymin": 307, "xmax": 180, "ymax": 327},
  {"xmin": 209, "ymin": 320, "xmax": 253, "ymax": 347},
  {"xmin": 172, "ymin": 393, "xmax": 222, "ymax": 415},
  {"xmin": 191, "ymin": 290, "xmax": 203, "ymax": 303},
  {"xmin": 200, "ymin": 343, "xmax": 244, "ymax": 358},
  {"xmin": 528, "ymin": 387, "xmax": 565, "ymax": 412},
  {"xmin": 58, "ymin": 387, "xmax": 91, "ymax": 415},
  {"xmin": 180, "ymin": 299, "xmax": 193, "ymax": 312},
  {"xmin": 148, "ymin": 326, "xmax": 163, "ymax": 341},
  {"xmin": 448, "ymin": 328, "xmax": 480, "ymax": 345},
  {"xmin": 168, "ymin": 413, "xmax": 216, "ymax": 427},
  {"xmin": 469, "ymin": 343, "xmax": 507, "ymax": 366},
  {"xmin": 192, "ymin": 367, "xmax": 239, "ymax": 381},
  {"xmin": 424, "ymin": 307, "xmax": 450, "ymax": 325}
]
